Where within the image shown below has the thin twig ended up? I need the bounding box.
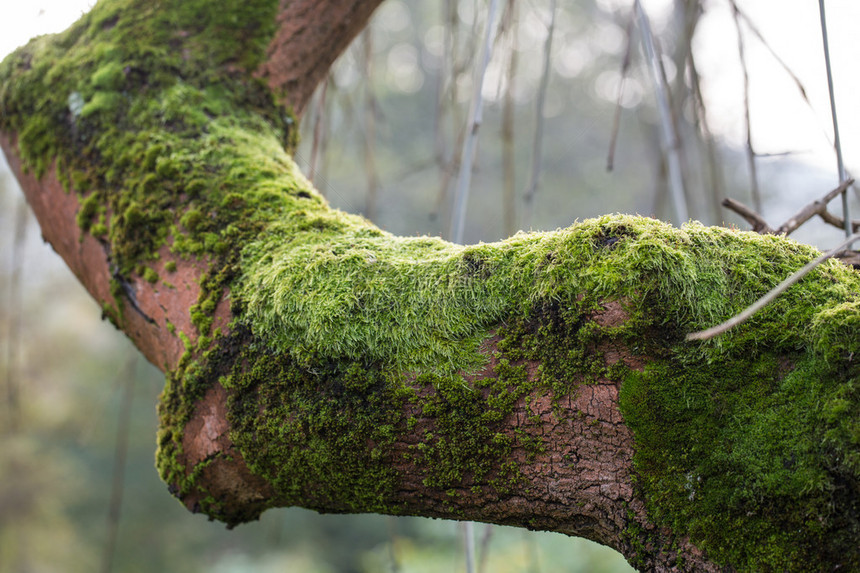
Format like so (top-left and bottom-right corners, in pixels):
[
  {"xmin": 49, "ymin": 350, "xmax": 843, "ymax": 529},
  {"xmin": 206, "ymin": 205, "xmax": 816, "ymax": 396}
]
[
  {"xmin": 522, "ymin": 0, "xmax": 558, "ymax": 229},
  {"xmin": 776, "ymin": 178, "xmax": 854, "ymax": 234},
  {"xmin": 722, "ymin": 179, "xmax": 855, "ymax": 236},
  {"xmin": 607, "ymin": 15, "xmax": 635, "ymax": 172},
  {"xmin": 4, "ymin": 196, "xmax": 28, "ymax": 434},
  {"xmin": 737, "ymin": 2, "xmax": 859, "ymax": 204},
  {"xmin": 635, "ymin": 0, "xmax": 688, "ymax": 224},
  {"xmin": 818, "ymin": 0, "xmax": 851, "ymax": 238},
  {"xmin": 733, "ymin": 4, "xmax": 810, "ymax": 105},
  {"xmin": 687, "ymin": 231, "xmax": 860, "ymax": 341},
  {"xmin": 308, "ymin": 76, "xmax": 329, "ymax": 186},
  {"xmin": 818, "ymin": 209, "xmax": 860, "ymax": 234},
  {"xmin": 721, "ymin": 197, "xmax": 774, "ymax": 233},
  {"xmin": 730, "ymin": 0, "xmax": 761, "ymax": 214},
  {"xmin": 501, "ymin": 0, "xmax": 518, "ymax": 238},
  {"xmin": 362, "ymin": 29, "xmax": 380, "ymax": 221},
  {"xmin": 449, "ymin": 0, "xmax": 501, "ymax": 243},
  {"xmin": 101, "ymin": 355, "xmax": 137, "ymax": 573}
]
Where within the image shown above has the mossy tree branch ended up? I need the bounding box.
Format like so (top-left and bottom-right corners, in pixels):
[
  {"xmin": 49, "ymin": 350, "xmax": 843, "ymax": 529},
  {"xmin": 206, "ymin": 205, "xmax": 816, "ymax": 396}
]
[{"xmin": 1, "ymin": 1, "xmax": 859, "ymax": 571}]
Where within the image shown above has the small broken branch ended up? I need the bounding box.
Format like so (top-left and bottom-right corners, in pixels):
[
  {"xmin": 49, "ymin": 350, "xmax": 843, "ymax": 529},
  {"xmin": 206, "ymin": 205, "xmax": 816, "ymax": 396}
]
[
  {"xmin": 722, "ymin": 179, "xmax": 855, "ymax": 236},
  {"xmin": 777, "ymin": 178, "xmax": 854, "ymax": 234},
  {"xmin": 721, "ymin": 197, "xmax": 774, "ymax": 233}
]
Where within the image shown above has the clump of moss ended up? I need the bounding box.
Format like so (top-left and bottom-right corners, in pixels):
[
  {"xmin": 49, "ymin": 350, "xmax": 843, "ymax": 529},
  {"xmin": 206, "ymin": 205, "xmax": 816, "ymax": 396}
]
[{"xmin": 236, "ymin": 215, "xmax": 860, "ymax": 568}]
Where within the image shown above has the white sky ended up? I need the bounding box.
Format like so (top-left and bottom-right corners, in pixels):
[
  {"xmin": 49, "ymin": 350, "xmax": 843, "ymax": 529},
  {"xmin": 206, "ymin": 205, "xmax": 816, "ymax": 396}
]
[{"xmin": 2, "ymin": 0, "xmax": 860, "ymax": 199}]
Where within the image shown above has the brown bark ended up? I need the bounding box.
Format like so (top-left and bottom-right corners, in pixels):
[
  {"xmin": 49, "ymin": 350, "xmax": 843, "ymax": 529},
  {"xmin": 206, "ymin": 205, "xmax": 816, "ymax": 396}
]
[
  {"xmin": 175, "ymin": 330, "xmax": 718, "ymax": 572},
  {"xmin": 256, "ymin": 0, "xmax": 386, "ymax": 115},
  {"xmin": 0, "ymin": 133, "xmax": 228, "ymax": 372}
]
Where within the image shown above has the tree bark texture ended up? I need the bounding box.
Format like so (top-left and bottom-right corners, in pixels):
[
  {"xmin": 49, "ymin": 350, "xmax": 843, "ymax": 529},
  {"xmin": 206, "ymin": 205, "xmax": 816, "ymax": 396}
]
[{"xmin": 1, "ymin": 1, "xmax": 858, "ymax": 571}]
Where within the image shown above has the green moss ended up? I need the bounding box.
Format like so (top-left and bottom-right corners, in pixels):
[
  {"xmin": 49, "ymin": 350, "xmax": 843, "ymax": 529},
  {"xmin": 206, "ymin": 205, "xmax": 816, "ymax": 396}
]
[
  {"xmin": 142, "ymin": 267, "xmax": 158, "ymax": 283},
  {"xmin": 164, "ymin": 261, "xmax": 177, "ymax": 273},
  {"xmin": 90, "ymin": 222, "xmax": 108, "ymax": 237},
  {"xmin": 90, "ymin": 60, "xmax": 124, "ymax": 91},
  {"xmin": 75, "ymin": 192, "xmax": 101, "ymax": 231},
  {"xmin": 229, "ymin": 215, "xmax": 860, "ymax": 565},
  {"xmin": 80, "ymin": 90, "xmax": 123, "ymax": 118},
  {"xmin": 4, "ymin": 0, "xmax": 860, "ymax": 567},
  {"xmin": 178, "ymin": 331, "xmax": 192, "ymax": 352}
]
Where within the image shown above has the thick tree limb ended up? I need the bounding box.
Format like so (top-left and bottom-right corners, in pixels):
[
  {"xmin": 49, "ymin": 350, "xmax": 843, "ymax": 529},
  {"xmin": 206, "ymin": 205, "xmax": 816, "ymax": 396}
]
[{"xmin": 2, "ymin": 1, "xmax": 859, "ymax": 571}]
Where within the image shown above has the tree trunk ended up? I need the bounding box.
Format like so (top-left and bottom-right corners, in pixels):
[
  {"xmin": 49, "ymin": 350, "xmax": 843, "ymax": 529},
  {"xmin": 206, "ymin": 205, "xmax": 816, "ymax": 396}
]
[{"xmin": 1, "ymin": 1, "xmax": 858, "ymax": 571}]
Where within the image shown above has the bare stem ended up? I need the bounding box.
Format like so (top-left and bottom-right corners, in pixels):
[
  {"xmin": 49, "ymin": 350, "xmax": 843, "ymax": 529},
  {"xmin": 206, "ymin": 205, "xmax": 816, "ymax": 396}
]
[
  {"xmin": 521, "ymin": 0, "xmax": 557, "ymax": 229},
  {"xmin": 449, "ymin": 0, "xmax": 501, "ymax": 243},
  {"xmin": 818, "ymin": 0, "xmax": 851, "ymax": 238},
  {"xmin": 730, "ymin": 0, "xmax": 761, "ymax": 215},
  {"xmin": 635, "ymin": 0, "xmax": 688, "ymax": 224},
  {"xmin": 607, "ymin": 16, "xmax": 634, "ymax": 172},
  {"xmin": 362, "ymin": 29, "xmax": 380, "ymax": 221}
]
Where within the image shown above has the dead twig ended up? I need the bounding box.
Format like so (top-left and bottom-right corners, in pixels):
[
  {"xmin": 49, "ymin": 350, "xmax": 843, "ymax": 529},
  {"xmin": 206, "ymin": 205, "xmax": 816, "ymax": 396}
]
[
  {"xmin": 819, "ymin": 210, "xmax": 859, "ymax": 235},
  {"xmin": 730, "ymin": 0, "xmax": 762, "ymax": 214},
  {"xmin": 733, "ymin": 4, "xmax": 810, "ymax": 105},
  {"xmin": 818, "ymin": 0, "xmax": 852, "ymax": 238},
  {"xmin": 522, "ymin": 0, "xmax": 558, "ymax": 229},
  {"xmin": 607, "ymin": 15, "xmax": 635, "ymax": 172},
  {"xmin": 635, "ymin": 0, "xmax": 688, "ymax": 223},
  {"xmin": 721, "ymin": 197, "xmax": 773, "ymax": 234},
  {"xmin": 777, "ymin": 178, "xmax": 854, "ymax": 234},
  {"xmin": 722, "ymin": 179, "xmax": 855, "ymax": 236},
  {"xmin": 687, "ymin": 230, "xmax": 860, "ymax": 341}
]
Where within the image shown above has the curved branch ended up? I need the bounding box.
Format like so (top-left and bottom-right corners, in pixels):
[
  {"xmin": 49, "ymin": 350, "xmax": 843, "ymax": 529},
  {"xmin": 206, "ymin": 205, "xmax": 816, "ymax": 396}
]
[
  {"xmin": 257, "ymin": 0, "xmax": 386, "ymax": 115},
  {"xmin": 2, "ymin": 2, "xmax": 860, "ymax": 571}
]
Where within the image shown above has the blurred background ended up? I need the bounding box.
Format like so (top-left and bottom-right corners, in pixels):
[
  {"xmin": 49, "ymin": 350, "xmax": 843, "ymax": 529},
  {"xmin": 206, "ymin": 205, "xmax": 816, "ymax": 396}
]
[{"xmin": 3, "ymin": 0, "xmax": 860, "ymax": 571}]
